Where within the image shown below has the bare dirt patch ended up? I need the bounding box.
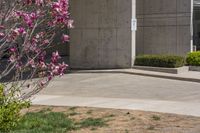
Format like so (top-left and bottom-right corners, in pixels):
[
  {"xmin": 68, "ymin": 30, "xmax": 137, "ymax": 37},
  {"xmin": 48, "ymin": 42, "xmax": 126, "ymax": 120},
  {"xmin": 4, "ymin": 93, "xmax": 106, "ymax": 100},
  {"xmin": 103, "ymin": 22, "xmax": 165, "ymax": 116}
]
[{"xmin": 22, "ymin": 106, "xmax": 200, "ymax": 133}]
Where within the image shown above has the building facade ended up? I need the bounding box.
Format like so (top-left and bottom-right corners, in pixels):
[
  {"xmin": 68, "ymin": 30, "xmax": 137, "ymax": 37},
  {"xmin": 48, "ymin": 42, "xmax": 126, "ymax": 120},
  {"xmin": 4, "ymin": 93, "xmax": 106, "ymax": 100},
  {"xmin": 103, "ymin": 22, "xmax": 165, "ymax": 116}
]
[{"xmin": 68, "ymin": 0, "xmax": 195, "ymax": 69}]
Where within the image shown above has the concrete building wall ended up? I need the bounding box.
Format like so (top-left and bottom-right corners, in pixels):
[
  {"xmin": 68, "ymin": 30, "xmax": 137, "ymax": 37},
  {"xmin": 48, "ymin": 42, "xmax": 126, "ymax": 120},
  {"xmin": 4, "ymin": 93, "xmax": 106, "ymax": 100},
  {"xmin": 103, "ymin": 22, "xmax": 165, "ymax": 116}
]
[
  {"xmin": 136, "ymin": 0, "xmax": 192, "ymax": 56},
  {"xmin": 70, "ymin": 0, "xmax": 136, "ymax": 69}
]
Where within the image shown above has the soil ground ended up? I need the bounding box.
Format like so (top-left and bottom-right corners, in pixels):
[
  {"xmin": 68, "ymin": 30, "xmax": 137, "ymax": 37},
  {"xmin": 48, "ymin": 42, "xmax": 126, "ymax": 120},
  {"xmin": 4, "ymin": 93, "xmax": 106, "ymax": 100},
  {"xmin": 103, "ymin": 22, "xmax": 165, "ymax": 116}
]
[{"xmin": 22, "ymin": 106, "xmax": 200, "ymax": 133}]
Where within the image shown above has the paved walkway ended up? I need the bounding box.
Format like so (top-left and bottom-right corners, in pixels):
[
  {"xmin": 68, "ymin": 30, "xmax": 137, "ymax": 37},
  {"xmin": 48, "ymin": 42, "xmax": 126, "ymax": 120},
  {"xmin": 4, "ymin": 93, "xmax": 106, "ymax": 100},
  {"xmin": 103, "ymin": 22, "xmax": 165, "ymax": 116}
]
[
  {"xmin": 33, "ymin": 70, "xmax": 200, "ymax": 117},
  {"xmin": 33, "ymin": 95, "xmax": 200, "ymax": 117}
]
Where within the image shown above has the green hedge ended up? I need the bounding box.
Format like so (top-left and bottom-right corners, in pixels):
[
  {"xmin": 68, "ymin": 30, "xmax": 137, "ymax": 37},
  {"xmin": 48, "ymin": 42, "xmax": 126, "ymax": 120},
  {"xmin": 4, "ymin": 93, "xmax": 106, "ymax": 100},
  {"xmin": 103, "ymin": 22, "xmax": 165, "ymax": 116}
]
[
  {"xmin": 186, "ymin": 51, "xmax": 200, "ymax": 66},
  {"xmin": 135, "ymin": 55, "xmax": 185, "ymax": 68}
]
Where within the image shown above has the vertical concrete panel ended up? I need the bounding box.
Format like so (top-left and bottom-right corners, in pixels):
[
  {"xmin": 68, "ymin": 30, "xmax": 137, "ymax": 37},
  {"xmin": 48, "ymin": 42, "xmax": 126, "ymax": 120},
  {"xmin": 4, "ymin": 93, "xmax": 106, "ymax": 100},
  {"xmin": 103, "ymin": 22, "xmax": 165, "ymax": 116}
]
[
  {"xmin": 117, "ymin": 0, "xmax": 132, "ymax": 28},
  {"xmin": 144, "ymin": 0, "xmax": 177, "ymax": 14},
  {"xmin": 136, "ymin": 0, "xmax": 144, "ymax": 15},
  {"xmin": 177, "ymin": 26, "xmax": 191, "ymax": 55},
  {"xmin": 70, "ymin": 29, "xmax": 83, "ymax": 68},
  {"xmin": 70, "ymin": 0, "xmax": 136, "ymax": 69},
  {"xmin": 117, "ymin": 28, "xmax": 132, "ymax": 67},
  {"xmin": 70, "ymin": 29, "xmax": 100, "ymax": 69},
  {"xmin": 136, "ymin": 0, "xmax": 192, "ymax": 56},
  {"xmin": 177, "ymin": 0, "xmax": 191, "ymax": 13},
  {"xmin": 143, "ymin": 27, "xmax": 177, "ymax": 55},
  {"xmin": 99, "ymin": 0, "xmax": 117, "ymax": 28},
  {"xmin": 98, "ymin": 0, "xmax": 117, "ymax": 68},
  {"xmin": 70, "ymin": 0, "xmax": 86, "ymax": 28},
  {"xmin": 99, "ymin": 29, "xmax": 117, "ymax": 68},
  {"xmin": 85, "ymin": 0, "xmax": 99, "ymax": 28},
  {"xmin": 136, "ymin": 27, "xmax": 144, "ymax": 54},
  {"xmin": 82, "ymin": 29, "xmax": 100, "ymax": 68}
]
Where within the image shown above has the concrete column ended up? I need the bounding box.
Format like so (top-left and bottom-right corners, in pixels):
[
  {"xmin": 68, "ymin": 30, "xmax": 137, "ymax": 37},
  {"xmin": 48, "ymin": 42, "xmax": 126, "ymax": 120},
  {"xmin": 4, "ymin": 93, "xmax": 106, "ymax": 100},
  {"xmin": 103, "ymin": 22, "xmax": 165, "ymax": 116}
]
[{"xmin": 70, "ymin": 0, "xmax": 136, "ymax": 69}]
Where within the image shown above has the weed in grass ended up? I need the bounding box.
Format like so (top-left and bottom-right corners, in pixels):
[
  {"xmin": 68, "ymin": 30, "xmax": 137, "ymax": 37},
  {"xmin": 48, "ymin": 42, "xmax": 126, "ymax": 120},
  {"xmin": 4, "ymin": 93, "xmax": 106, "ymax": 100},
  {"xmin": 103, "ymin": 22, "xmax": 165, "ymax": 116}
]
[
  {"xmin": 78, "ymin": 118, "xmax": 107, "ymax": 128},
  {"xmin": 147, "ymin": 125, "xmax": 155, "ymax": 130},
  {"xmin": 68, "ymin": 107, "xmax": 77, "ymax": 111},
  {"xmin": 125, "ymin": 129, "xmax": 129, "ymax": 133},
  {"xmin": 86, "ymin": 110, "xmax": 93, "ymax": 114},
  {"xmin": 152, "ymin": 115, "xmax": 161, "ymax": 121},
  {"xmin": 69, "ymin": 112, "xmax": 79, "ymax": 116},
  {"xmin": 91, "ymin": 127, "xmax": 97, "ymax": 131},
  {"xmin": 126, "ymin": 112, "xmax": 130, "ymax": 115},
  {"xmin": 105, "ymin": 114, "xmax": 115, "ymax": 118},
  {"xmin": 38, "ymin": 108, "xmax": 52, "ymax": 113},
  {"xmin": 130, "ymin": 117, "xmax": 135, "ymax": 120}
]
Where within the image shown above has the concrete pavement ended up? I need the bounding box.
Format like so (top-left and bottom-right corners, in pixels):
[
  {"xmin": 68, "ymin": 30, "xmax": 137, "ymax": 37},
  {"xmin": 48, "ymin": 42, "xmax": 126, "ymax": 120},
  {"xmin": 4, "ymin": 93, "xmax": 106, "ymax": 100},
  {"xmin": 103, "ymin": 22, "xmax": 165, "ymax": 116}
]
[
  {"xmin": 32, "ymin": 95, "xmax": 200, "ymax": 117},
  {"xmin": 33, "ymin": 71, "xmax": 200, "ymax": 116}
]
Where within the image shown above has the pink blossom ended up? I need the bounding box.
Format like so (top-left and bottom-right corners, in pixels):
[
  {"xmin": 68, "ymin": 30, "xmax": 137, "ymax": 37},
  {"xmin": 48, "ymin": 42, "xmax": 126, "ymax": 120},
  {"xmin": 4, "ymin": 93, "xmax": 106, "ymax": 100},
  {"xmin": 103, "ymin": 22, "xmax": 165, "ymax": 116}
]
[
  {"xmin": 12, "ymin": 29, "xmax": 20, "ymax": 36},
  {"xmin": 0, "ymin": 0, "xmax": 72, "ymax": 99},
  {"xmin": 51, "ymin": 51, "xmax": 61, "ymax": 63},
  {"xmin": 39, "ymin": 51, "xmax": 46, "ymax": 62},
  {"xmin": 35, "ymin": 0, "xmax": 44, "ymax": 6},
  {"xmin": 67, "ymin": 20, "xmax": 74, "ymax": 28},
  {"xmin": 48, "ymin": 62, "xmax": 68, "ymax": 76},
  {"xmin": 61, "ymin": 34, "xmax": 70, "ymax": 43},
  {"xmin": 43, "ymin": 39, "xmax": 49, "ymax": 45},
  {"xmin": 48, "ymin": 75, "xmax": 53, "ymax": 81},
  {"xmin": 14, "ymin": 11, "xmax": 38, "ymax": 28},
  {"xmin": 40, "ymin": 79, "xmax": 48, "ymax": 87},
  {"xmin": 0, "ymin": 32, "xmax": 5, "ymax": 37},
  {"xmin": 58, "ymin": 62, "xmax": 68, "ymax": 75},
  {"xmin": 24, "ymin": 0, "xmax": 33, "ymax": 5},
  {"xmin": 18, "ymin": 27, "xmax": 26, "ymax": 34},
  {"xmin": 9, "ymin": 55, "xmax": 16, "ymax": 63},
  {"xmin": 15, "ymin": 62, "xmax": 23, "ymax": 70},
  {"xmin": 10, "ymin": 47, "xmax": 17, "ymax": 52},
  {"xmin": 51, "ymin": 0, "xmax": 72, "ymax": 27},
  {"xmin": 28, "ymin": 59, "xmax": 36, "ymax": 68},
  {"xmin": 0, "ymin": 25, "xmax": 4, "ymax": 29},
  {"xmin": 24, "ymin": 0, "xmax": 44, "ymax": 6},
  {"xmin": 39, "ymin": 61, "xmax": 47, "ymax": 69}
]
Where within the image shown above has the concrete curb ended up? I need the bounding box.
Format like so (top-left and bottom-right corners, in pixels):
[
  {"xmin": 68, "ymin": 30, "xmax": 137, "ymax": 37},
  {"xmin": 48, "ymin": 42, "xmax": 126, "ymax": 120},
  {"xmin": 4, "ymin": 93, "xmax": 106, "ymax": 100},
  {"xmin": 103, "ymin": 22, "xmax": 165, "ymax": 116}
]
[
  {"xmin": 133, "ymin": 66, "xmax": 189, "ymax": 74},
  {"xmin": 189, "ymin": 66, "xmax": 200, "ymax": 72},
  {"xmin": 70, "ymin": 69, "xmax": 200, "ymax": 83}
]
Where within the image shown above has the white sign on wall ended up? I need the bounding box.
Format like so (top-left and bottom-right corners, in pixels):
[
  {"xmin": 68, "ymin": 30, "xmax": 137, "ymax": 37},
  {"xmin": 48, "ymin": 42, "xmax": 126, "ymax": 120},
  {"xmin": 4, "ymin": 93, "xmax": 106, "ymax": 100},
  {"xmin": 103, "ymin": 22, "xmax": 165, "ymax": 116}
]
[{"xmin": 131, "ymin": 18, "xmax": 137, "ymax": 31}]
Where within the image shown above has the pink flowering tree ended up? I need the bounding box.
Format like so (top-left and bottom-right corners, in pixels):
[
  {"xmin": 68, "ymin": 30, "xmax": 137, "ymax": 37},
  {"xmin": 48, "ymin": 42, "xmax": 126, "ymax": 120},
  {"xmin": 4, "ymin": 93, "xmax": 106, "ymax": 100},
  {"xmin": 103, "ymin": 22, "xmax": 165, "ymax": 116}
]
[{"xmin": 0, "ymin": 0, "xmax": 73, "ymax": 99}]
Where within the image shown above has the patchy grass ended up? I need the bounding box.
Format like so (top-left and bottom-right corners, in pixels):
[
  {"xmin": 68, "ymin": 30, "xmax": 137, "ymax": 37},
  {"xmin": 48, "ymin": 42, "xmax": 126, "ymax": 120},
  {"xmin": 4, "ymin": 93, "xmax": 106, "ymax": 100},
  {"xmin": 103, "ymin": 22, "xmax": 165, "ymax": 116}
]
[
  {"xmin": 78, "ymin": 118, "xmax": 107, "ymax": 128},
  {"xmin": 77, "ymin": 118, "xmax": 107, "ymax": 128},
  {"xmin": 10, "ymin": 109, "xmax": 107, "ymax": 133},
  {"xmin": 9, "ymin": 106, "xmax": 200, "ymax": 133}
]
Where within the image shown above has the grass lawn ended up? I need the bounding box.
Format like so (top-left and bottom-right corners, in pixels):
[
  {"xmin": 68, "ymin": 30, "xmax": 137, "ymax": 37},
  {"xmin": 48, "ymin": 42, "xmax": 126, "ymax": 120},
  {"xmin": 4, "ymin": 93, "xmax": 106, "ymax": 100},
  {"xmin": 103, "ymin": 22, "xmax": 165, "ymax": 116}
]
[{"xmin": 9, "ymin": 106, "xmax": 200, "ymax": 133}]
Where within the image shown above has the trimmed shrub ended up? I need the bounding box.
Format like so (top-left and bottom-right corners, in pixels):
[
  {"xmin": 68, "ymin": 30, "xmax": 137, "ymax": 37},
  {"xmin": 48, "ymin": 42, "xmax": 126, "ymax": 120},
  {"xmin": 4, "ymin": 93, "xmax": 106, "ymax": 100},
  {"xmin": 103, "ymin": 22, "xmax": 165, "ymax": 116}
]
[
  {"xmin": 186, "ymin": 51, "xmax": 200, "ymax": 66},
  {"xmin": 135, "ymin": 55, "xmax": 185, "ymax": 68}
]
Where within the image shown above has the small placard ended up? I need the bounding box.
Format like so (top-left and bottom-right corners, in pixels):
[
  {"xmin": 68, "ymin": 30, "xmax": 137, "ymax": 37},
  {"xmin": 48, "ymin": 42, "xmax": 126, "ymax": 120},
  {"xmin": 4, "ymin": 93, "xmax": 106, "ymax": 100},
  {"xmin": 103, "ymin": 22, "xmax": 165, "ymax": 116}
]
[{"xmin": 131, "ymin": 18, "xmax": 137, "ymax": 31}]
